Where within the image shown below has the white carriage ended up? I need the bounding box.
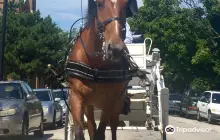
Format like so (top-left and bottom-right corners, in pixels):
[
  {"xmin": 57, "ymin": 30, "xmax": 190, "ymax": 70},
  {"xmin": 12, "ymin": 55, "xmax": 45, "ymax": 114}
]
[{"xmin": 63, "ymin": 34, "xmax": 169, "ymax": 140}]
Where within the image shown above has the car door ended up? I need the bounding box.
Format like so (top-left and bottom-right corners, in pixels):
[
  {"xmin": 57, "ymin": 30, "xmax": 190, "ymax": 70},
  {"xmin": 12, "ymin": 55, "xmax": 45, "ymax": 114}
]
[
  {"xmin": 24, "ymin": 82, "xmax": 42, "ymax": 127},
  {"xmin": 198, "ymin": 92, "xmax": 209, "ymax": 117},
  {"xmin": 197, "ymin": 92, "xmax": 205, "ymax": 117},
  {"xmin": 204, "ymin": 92, "xmax": 211, "ymax": 118},
  {"xmin": 181, "ymin": 95, "xmax": 188, "ymax": 113},
  {"xmin": 20, "ymin": 82, "xmax": 35, "ymax": 129},
  {"xmin": 51, "ymin": 90, "xmax": 61, "ymax": 121}
]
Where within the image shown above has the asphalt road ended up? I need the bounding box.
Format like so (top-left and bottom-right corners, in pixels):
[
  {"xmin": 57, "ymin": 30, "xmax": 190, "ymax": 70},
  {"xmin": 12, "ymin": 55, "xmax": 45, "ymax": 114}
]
[
  {"xmin": 1, "ymin": 115, "xmax": 220, "ymax": 140},
  {"xmin": 167, "ymin": 115, "xmax": 220, "ymax": 140}
]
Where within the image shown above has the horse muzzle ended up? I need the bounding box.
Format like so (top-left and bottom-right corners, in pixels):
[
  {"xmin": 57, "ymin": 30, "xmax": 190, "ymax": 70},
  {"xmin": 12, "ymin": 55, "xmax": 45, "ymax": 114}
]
[{"xmin": 103, "ymin": 42, "xmax": 126, "ymax": 62}]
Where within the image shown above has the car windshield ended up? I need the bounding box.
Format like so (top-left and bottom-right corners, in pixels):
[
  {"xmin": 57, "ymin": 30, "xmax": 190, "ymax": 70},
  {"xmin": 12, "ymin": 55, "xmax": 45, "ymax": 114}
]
[
  {"xmin": 189, "ymin": 90, "xmax": 202, "ymax": 97},
  {"xmin": 212, "ymin": 93, "xmax": 220, "ymax": 104},
  {"xmin": 0, "ymin": 83, "xmax": 23, "ymax": 99},
  {"xmin": 169, "ymin": 95, "xmax": 182, "ymax": 101},
  {"xmin": 53, "ymin": 90, "xmax": 68, "ymax": 100},
  {"xmin": 35, "ymin": 90, "xmax": 51, "ymax": 101}
]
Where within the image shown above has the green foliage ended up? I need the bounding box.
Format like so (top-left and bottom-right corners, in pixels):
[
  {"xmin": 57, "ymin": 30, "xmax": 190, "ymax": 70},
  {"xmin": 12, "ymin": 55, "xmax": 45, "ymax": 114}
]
[
  {"xmin": 129, "ymin": 0, "xmax": 220, "ymax": 93},
  {"xmin": 7, "ymin": 72, "xmax": 20, "ymax": 80},
  {"xmin": 0, "ymin": 4, "xmax": 69, "ymax": 83}
]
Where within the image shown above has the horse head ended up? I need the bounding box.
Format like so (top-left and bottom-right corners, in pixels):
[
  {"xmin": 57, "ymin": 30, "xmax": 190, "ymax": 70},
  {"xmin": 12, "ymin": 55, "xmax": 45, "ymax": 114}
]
[{"xmin": 87, "ymin": 0, "xmax": 129, "ymax": 62}]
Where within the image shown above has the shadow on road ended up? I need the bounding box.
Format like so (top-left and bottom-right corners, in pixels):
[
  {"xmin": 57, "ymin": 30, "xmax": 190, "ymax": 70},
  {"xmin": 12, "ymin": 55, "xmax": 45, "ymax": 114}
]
[
  {"xmin": 0, "ymin": 134, "xmax": 54, "ymax": 140},
  {"xmin": 43, "ymin": 125, "xmax": 64, "ymax": 131}
]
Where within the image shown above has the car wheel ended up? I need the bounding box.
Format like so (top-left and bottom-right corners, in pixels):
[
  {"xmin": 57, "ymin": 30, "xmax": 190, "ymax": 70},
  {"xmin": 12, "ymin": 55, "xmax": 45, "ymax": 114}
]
[
  {"xmin": 57, "ymin": 114, "xmax": 63, "ymax": 127},
  {"xmin": 22, "ymin": 119, "xmax": 28, "ymax": 136},
  {"xmin": 51, "ymin": 111, "xmax": 56, "ymax": 129},
  {"xmin": 185, "ymin": 108, "xmax": 190, "ymax": 118},
  {"xmin": 197, "ymin": 110, "xmax": 201, "ymax": 121},
  {"xmin": 208, "ymin": 111, "xmax": 214, "ymax": 124},
  {"xmin": 34, "ymin": 114, "xmax": 44, "ymax": 137},
  {"xmin": 179, "ymin": 108, "xmax": 184, "ymax": 117}
]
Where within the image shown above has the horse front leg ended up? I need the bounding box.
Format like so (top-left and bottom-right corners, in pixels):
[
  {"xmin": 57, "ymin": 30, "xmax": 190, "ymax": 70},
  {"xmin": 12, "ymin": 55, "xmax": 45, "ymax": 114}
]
[
  {"xmin": 69, "ymin": 91, "xmax": 85, "ymax": 140},
  {"xmin": 94, "ymin": 111, "xmax": 109, "ymax": 140},
  {"xmin": 85, "ymin": 105, "xmax": 96, "ymax": 140},
  {"xmin": 110, "ymin": 115, "xmax": 119, "ymax": 140}
]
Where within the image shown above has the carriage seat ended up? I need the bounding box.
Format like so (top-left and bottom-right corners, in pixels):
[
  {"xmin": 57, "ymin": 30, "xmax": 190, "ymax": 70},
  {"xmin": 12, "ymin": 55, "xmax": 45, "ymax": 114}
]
[{"xmin": 132, "ymin": 34, "xmax": 144, "ymax": 43}]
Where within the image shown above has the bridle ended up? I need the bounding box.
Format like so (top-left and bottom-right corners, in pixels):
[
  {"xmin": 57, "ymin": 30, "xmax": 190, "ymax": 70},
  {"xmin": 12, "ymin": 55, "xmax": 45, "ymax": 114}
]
[
  {"xmin": 96, "ymin": 17, "xmax": 120, "ymax": 41},
  {"xmin": 78, "ymin": 1, "xmax": 123, "ymax": 59}
]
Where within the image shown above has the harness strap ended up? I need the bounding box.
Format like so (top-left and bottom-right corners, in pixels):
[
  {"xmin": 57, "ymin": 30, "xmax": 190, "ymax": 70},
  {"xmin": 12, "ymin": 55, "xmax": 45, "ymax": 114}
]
[{"xmin": 66, "ymin": 61, "xmax": 135, "ymax": 82}]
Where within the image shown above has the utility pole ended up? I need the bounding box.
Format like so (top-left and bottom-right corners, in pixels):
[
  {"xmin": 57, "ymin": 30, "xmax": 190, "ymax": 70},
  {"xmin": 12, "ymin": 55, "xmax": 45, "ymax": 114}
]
[{"xmin": 0, "ymin": 0, "xmax": 8, "ymax": 81}]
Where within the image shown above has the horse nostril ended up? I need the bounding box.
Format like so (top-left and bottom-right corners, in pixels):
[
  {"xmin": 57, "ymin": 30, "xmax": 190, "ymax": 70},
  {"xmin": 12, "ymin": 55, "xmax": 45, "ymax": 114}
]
[
  {"xmin": 108, "ymin": 44, "xmax": 125, "ymax": 57},
  {"xmin": 107, "ymin": 43, "xmax": 111, "ymax": 51}
]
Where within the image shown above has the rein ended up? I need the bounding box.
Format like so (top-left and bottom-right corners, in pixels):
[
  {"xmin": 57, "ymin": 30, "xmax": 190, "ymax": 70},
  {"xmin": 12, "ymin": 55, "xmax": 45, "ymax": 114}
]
[{"xmin": 79, "ymin": 17, "xmax": 121, "ymax": 58}]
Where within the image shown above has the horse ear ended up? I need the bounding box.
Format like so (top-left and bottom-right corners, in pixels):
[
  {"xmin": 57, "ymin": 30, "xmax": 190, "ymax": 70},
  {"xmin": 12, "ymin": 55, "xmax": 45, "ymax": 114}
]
[{"xmin": 126, "ymin": 0, "xmax": 138, "ymax": 18}]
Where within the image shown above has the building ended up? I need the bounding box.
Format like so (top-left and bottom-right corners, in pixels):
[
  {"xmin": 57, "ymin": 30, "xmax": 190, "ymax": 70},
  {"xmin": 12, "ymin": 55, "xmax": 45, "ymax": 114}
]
[{"xmin": 0, "ymin": 0, "xmax": 36, "ymax": 13}]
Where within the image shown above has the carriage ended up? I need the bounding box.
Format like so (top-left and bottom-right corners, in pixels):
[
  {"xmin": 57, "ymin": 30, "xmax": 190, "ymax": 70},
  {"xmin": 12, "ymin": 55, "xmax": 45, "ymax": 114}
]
[{"xmin": 48, "ymin": 22, "xmax": 169, "ymax": 140}]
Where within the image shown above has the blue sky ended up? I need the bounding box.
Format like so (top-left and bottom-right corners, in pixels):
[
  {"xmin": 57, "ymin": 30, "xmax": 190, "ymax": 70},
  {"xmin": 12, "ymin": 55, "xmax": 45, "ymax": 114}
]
[{"xmin": 36, "ymin": 0, "xmax": 144, "ymax": 31}]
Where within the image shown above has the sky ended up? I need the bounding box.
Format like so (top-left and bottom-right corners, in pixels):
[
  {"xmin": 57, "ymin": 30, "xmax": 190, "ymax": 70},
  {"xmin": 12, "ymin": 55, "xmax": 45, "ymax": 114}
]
[{"xmin": 36, "ymin": 0, "xmax": 144, "ymax": 31}]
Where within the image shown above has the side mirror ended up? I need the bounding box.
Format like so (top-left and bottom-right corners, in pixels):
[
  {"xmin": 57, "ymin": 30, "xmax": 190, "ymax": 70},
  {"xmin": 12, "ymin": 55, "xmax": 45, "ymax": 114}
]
[
  {"xmin": 26, "ymin": 94, "xmax": 33, "ymax": 100},
  {"xmin": 55, "ymin": 98, "xmax": 61, "ymax": 102},
  {"xmin": 206, "ymin": 99, "xmax": 210, "ymax": 104}
]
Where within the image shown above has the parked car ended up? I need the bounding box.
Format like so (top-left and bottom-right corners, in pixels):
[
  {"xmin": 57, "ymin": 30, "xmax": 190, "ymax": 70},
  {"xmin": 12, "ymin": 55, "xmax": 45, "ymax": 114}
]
[
  {"xmin": 33, "ymin": 88, "xmax": 63, "ymax": 129},
  {"xmin": 197, "ymin": 91, "xmax": 220, "ymax": 123},
  {"xmin": 0, "ymin": 81, "xmax": 44, "ymax": 137},
  {"xmin": 179, "ymin": 89, "xmax": 202, "ymax": 118},
  {"xmin": 52, "ymin": 88, "xmax": 69, "ymax": 124},
  {"xmin": 169, "ymin": 94, "xmax": 182, "ymax": 114}
]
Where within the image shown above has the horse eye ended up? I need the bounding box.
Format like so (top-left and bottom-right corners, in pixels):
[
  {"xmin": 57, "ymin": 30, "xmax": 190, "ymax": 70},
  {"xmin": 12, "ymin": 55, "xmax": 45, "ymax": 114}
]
[{"xmin": 96, "ymin": 2, "xmax": 103, "ymax": 8}]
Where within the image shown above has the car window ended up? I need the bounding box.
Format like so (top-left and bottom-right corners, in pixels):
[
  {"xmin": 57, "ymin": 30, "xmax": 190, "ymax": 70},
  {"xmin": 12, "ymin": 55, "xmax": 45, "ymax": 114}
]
[
  {"xmin": 212, "ymin": 93, "xmax": 220, "ymax": 104},
  {"xmin": 0, "ymin": 83, "xmax": 23, "ymax": 99},
  {"xmin": 35, "ymin": 90, "xmax": 51, "ymax": 101},
  {"xmin": 51, "ymin": 91, "xmax": 55, "ymax": 100},
  {"xmin": 53, "ymin": 90, "xmax": 68, "ymax": 100},
  {"xmin": 24, "ymin": 82, "xmax": 34, "ymax": 95},
  {"xmin": 21, "ymin": 83, "xmax": 29, "ymax": 96},
  {"xmin": 205, "ymin": 92, "xmax": 211, "ymax": 103},
  {"xmin": 199, "ymin": 92, "xmax": 206, "ymax": 102},
  {"xmin": 169, "ymin": 95, "xmax": 182, "ymax": 101},
  {"xmin": 189, "ymin": 90, "xmax": 202, "ymax": 97}
]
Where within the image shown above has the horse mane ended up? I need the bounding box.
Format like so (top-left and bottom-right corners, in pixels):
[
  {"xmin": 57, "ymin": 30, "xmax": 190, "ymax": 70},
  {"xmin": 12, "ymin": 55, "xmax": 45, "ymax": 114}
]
[{"xmin": 84, "ymin": 0, "xmax": 97, "ymax": 27}]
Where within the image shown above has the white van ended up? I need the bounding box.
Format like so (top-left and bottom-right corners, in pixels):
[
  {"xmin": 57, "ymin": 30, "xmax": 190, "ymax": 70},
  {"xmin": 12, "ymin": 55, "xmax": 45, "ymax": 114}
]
[{"xmin": 197, "ymin": 91, "xmax": 220, "ymax": 123}]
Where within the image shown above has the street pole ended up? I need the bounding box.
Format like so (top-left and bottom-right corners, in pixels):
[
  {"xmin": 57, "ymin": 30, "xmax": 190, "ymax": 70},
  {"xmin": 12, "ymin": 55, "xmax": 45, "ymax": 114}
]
[{"xmin": 0, "ymin": 0, "xmax": 8, "ymax": 81}]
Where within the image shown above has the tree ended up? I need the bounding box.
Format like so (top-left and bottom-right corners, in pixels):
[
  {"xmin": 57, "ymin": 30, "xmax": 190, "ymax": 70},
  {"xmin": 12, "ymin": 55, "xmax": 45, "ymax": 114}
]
[
  {"xmin": 0, "ymin": 4, "xmax": 69, "ymax": 85},
  {"xmin": 129, "ymin": 0, "xmax": 220, "ymax": 93}
]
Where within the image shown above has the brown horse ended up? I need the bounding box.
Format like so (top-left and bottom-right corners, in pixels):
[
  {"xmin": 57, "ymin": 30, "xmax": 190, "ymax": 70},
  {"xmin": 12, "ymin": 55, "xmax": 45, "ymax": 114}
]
[{"xmin": 66, "ymin": 0, "xmax": 141, "ymax": 140}]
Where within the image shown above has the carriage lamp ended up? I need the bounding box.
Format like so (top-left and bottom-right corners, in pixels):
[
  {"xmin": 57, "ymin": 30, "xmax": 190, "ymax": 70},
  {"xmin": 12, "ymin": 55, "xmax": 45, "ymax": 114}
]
[{"xmin": 152, "ymin": 48, "xmax": 160, "ymax": 61}]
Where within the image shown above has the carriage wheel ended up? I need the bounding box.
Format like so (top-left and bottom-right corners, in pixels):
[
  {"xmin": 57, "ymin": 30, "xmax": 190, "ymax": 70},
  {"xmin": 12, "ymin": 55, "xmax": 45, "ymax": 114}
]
[
  {"xmin": 160, "ymin": 88, "xmax": 169, "ymax": 140},
  {"xmin": 159, "ymin": 114, "xmax": 167, "ymax": 140},
  {"xmin": 161, "ymin": 132, "xmax": 167, "ymax": 140},
  {"xmin": 161, "ymin": 124, "xmax": 167, "ymax": 140}
]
